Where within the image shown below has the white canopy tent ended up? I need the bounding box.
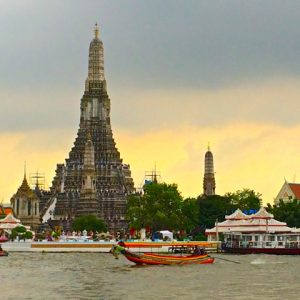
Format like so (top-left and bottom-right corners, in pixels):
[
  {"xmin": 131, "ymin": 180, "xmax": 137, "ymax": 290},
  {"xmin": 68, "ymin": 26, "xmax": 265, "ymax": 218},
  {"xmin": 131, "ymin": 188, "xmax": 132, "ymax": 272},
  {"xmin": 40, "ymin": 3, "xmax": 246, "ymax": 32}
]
[{"xmin": 159, "ymin": 230, "xmax": 173, "ymax": 241}]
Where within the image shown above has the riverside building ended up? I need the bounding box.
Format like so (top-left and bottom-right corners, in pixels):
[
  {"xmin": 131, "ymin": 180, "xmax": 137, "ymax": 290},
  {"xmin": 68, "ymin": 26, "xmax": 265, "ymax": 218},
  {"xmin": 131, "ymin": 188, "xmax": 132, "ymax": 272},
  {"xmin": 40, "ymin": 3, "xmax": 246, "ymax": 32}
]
[{"xmin": 10, "ymin": 172, "xmax": 40, "ymax": 231}]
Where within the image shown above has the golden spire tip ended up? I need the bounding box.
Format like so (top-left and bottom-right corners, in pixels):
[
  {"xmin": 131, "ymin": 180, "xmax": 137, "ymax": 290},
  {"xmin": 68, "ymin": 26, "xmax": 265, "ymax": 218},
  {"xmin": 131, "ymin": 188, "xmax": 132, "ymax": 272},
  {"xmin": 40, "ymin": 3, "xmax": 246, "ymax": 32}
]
[
  {"xmin": 94, "ymin": 22, "xmax": 99, "ymax": 39},
  {"xmin": 24, "ymin": 161, "xmax": 27, "ymax": 179}
]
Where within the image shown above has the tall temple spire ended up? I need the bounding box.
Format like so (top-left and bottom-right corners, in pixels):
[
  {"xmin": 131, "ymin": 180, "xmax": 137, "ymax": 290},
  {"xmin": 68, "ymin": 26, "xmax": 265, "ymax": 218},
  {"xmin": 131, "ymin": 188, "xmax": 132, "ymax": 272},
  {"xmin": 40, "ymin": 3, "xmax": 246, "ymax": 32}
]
[
  {"xmin": 203, "ymin": 146, "xmax": 216, "ymax": 196},
  {"xmin": 48, "ymin": 23, "xmax": 134, "ymax": 231}
]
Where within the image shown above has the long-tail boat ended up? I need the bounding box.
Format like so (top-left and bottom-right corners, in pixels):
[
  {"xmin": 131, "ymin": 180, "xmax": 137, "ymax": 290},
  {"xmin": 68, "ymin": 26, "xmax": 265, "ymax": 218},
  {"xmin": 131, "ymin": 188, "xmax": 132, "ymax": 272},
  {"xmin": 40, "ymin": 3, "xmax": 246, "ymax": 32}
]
[
  {"xmin": 110, "ymin": 243, "xmax": 214, "ymax": 265},
  {"xmin": 0, "ymin": 251, "xmax": 8, "ymax": 257},
  {"xmin": 0, "ymin": 243, "xmax": 8, "ymax": 256}
]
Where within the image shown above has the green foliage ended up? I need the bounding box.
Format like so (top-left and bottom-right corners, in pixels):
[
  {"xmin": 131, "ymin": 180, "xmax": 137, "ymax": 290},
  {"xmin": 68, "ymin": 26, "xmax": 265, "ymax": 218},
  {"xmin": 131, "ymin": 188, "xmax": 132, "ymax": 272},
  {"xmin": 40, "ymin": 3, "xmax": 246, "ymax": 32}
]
[
  {"xmin": 72, "ymin": 215, "xmax": 108, "ymax": 232},
  {"xmin": 126, "ymin": 183, "xmax": 185, "ymax": 231},
  {"xmin": 14, "ymin": 226, "xmax": 26, "ymax": 233},
  {"xmin": 10, "ymin": 226, "xmax": 30, "ymax": 240},
  {"xmin": 192, "ymin": 233, "xmax": 207, "ymax": 241},
  {"xmin": 126, "ymin": 184, "xmax": 264, "ymax": 237},
  {"xmin": 197, "ymin": 188, "xmax": 262, "ymax": 231},
  {"xmin": 267, "ymin": 199, "xmax": 300, "ymax": 228},
  {"xmin": 25, "ymin": 231, "xmax": 33, "ymax": 239},
  {"xmin": 181, "ymin": 197, "xmax": 199, "ymax": 232},
  {"xmin": 198, "ymin": 194, "xmax": 234, "ymax": 229},
  {"xmin": 52, "ymin": 232, "xmax": 60, "ymax": 239},
  {"xmin": 226, "ymin": 188, "xmax": 262, "ymax": 211},
  {"xmin": 126, "ymin": 193, "xmax": 147, "ymax": 230}
]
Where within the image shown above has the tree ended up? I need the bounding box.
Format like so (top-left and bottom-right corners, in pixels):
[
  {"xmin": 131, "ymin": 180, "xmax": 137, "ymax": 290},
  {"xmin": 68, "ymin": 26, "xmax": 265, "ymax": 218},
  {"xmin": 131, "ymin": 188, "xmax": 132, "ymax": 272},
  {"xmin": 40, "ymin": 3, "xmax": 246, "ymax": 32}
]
[
  {"xmin": 126, "ymin": 182, "xmax": 184, "ymax": 231},
  {"xmin": 226, "ymin": 188, "xmax": 262, "ymax": 211},
  {"xmin": 126, "ymin": 193, "xmax": 148, "ymax": 230},
  {"xmin": 267, "ymin": 199, "xmax": 300, "ymax": 228},
  {"xmin": 72, "ymin": 215, "xmax": 108, "ymax": 232},
  {"xmin": 198, "ymin": 194, "xmax": 234, "ymax": 230},
  {"xmin": 10, "ymin": 226, "xmax": 28, "ymax": 241},
  {"xmin": 181, "ymin": 197, "xmax": 199, "ymax": 232}
]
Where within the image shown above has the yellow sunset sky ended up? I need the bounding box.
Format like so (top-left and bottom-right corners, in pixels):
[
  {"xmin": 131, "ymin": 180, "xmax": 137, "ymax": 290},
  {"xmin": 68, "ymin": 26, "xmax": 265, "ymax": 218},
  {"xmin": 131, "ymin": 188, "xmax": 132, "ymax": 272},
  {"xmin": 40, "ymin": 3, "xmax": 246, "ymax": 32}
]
[{"xmin": 1, "ymin": 1, "xmax": 300, "ymax": 205}]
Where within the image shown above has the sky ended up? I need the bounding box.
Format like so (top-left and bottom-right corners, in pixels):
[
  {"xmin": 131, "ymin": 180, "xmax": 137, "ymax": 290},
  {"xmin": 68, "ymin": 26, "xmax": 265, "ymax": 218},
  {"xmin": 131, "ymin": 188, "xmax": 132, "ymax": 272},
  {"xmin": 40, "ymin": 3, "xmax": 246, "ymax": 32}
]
[{"xmin": 1, "ymin": 0, "xmax": 300, "ymax": 205}]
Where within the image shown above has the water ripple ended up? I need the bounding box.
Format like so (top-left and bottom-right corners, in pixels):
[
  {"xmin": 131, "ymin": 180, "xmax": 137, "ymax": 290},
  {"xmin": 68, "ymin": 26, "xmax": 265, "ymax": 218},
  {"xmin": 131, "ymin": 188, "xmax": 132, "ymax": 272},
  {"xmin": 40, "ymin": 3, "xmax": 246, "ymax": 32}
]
[{"xmin": 1, "ymin": 253, "xmax": 299, "ymax": 299}]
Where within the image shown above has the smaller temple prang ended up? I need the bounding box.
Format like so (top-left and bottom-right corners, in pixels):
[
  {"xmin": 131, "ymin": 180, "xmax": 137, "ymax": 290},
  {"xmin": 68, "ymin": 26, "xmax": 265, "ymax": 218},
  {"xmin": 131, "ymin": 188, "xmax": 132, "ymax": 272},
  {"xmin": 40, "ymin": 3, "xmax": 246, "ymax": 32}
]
[
  {"xmin": 10, "ymin": 168, "xmax": 40, "ymax": 231},
  {"xmin": 203, "ymin": 145, "xmax": 216, "ymax": 196},
  {"xmin": 76, "ymin": 135, "xmax": 98, "ymax": 216}
]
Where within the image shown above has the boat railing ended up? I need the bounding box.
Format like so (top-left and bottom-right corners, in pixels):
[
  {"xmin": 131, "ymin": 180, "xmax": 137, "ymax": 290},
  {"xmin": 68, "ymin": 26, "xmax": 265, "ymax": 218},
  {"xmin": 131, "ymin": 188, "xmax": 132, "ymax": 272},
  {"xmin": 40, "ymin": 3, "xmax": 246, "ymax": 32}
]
[
  {"xmin": 226, "ymin": 240, "xmax": 300, "ymax": 249},
  {"xmin": 168, "ymin": 246, "xmax": 194, "ymax": 254}
]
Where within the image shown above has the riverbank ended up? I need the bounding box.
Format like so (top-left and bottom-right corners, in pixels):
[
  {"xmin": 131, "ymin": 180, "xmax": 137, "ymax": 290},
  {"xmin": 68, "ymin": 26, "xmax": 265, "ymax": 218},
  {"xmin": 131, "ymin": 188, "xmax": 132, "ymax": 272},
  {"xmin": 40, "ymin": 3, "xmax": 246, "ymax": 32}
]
[{"xmin": 1, "ymin": 240, "xmax": 219, "ymax": 253}]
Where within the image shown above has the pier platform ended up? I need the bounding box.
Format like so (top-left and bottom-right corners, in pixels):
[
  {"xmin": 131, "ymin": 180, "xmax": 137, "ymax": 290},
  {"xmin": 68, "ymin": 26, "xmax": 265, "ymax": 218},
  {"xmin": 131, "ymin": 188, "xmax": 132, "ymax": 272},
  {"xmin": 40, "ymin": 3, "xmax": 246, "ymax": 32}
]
[{"xmin": 1, "ymin": 241, "xmax": 219, "ymax": 253}]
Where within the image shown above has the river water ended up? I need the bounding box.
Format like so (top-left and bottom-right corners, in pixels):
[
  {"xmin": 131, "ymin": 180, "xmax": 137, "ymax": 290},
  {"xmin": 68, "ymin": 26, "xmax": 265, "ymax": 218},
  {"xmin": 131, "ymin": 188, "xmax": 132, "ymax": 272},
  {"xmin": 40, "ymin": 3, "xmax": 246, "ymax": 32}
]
[{"xmin": 1, "ymin": 252, "xmax": 299, "ymax": 299}]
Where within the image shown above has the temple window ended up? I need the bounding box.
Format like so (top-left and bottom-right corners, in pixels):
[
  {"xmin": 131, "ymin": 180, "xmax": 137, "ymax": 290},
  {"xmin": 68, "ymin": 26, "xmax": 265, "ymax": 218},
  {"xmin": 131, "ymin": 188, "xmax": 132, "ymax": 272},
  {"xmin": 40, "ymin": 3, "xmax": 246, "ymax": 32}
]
[
  {"xmin": 17, "ymin": 199, "xmax": 20, "ymax": 215},
  {"xmin": 28, "ymin": 200, "xmax": 31, "ymax": 216}
]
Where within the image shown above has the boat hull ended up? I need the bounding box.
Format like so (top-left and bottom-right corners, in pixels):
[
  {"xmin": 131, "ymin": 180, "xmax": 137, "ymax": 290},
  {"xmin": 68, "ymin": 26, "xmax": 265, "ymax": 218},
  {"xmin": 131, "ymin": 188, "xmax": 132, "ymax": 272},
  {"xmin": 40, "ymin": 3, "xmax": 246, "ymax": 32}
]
[
  {"xmin": 123, "ymin": 251, "xmax": 214, "ymax": 265},
  {"xmin": 224, "ymin": 246, "xmax": 300, "ymax": 255}
]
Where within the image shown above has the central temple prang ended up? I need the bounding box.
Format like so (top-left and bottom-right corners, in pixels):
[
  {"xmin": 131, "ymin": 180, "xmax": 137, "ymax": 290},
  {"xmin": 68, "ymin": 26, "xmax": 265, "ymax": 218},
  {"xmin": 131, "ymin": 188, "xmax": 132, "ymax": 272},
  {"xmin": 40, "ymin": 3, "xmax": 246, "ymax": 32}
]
[{"xmin": 43, "ymin": 24, "xmax": 134, "ymax": 231}]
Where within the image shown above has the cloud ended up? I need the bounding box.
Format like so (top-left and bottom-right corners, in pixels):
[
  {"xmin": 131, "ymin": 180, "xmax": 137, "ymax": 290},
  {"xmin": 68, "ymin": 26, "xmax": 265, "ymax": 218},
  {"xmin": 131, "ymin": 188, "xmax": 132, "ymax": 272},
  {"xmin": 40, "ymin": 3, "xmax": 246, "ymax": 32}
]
[
  {"xmin": 115, "ymin": 122, "xmax": 300, "ymax": 205},
  {"xmin": 0, "ymin": 128, "xmax": 74, "ymax": 202},
  {"xmin": 111, "ymin": 77, "xmax": 300, "ymax": 131},
  {"xmin": 0, "ymin": 87, "xmax": 81, "ymax": 132},
  {"xmin": 1, "ymin": 1, "xmax": 300, "ymax": 91},
  {"xmin": 1, "ymin": 120, "xmax": 299, "ymax": 206},
  {"xmin": 2, "ymin": 77, "xmax": 300, "ymax": 134}
]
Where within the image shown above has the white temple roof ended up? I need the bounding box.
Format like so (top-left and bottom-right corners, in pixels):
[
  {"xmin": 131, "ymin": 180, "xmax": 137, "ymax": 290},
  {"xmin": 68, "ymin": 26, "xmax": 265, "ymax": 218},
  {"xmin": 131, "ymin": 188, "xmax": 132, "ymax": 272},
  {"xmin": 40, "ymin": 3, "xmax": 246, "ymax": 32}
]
[
  {"xmin": 251, "ymin": 207, "xmax": 274, "ymax": 219},
  {"xmin": 0, "ymin": 213, "xmax": 21, "ymax": 224},
  {"xmin": 206, "ymin": 208, "xmax": 292, "ymax": 235},
  {"xmin": 225, "ymin": 209, "xmax": 248, "ymax": 220}
]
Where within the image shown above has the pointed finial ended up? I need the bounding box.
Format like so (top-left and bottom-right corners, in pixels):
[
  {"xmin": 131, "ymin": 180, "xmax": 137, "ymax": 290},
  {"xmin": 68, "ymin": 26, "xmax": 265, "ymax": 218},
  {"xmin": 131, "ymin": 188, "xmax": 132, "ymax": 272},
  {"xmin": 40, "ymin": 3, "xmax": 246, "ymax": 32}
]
[
  {"xmin": 207, "ymin": 142, "xmax": 210, "ymax": 151},
  {"xmin": 94, "ymin": 23, "xmax": 99, "ymax": 39},
  {"xmin": 35, "ymin": 169, "xmax": 39, "ymax": 188},
  {"xmin": 153, "ymin": 161, "xmax": 158, "ymax": 183},
  {"xmin": 24, "ymin": 161, "xmax": 27, "ymax": 179}
]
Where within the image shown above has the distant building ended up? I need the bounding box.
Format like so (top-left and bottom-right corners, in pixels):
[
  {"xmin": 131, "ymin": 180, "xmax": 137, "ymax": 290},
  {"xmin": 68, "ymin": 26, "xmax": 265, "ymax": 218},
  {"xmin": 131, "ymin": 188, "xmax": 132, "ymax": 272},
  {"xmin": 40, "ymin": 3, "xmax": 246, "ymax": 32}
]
[
  {"xmin": 205, "ymin": 208, "xmax": 293, "ymax": 241},
  {"xmin": 203, "ymin": 146, "xmax": 216, "ymax": 196},
  {"xmin": 274, "ymin": 180, "xmax": 300, "ymax": 205},
  {"xmin": 10, "ymin": 172, "xmax": 40, "ymax": 231}
]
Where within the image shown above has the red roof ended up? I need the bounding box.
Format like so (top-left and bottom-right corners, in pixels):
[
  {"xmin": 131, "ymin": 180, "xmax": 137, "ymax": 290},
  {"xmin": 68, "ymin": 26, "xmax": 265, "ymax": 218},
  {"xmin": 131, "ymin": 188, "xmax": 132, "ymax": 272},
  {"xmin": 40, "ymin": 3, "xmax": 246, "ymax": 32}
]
[
  {"xmin": 288, "ymin": 183, "xmax": 300, "ymax": 199},
  {"xmin": 0, "ymin": 206, "xmax": 14, "ymax": 217}
]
